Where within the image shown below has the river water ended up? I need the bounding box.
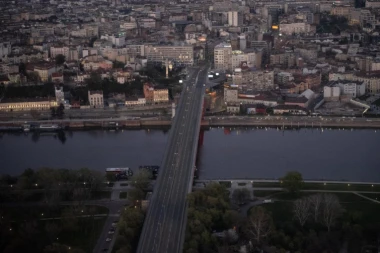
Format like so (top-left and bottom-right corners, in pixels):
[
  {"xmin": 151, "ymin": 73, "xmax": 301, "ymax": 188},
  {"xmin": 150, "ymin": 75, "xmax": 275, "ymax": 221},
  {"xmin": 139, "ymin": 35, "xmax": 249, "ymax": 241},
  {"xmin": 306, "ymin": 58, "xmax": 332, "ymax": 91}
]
[{"xmin": 1, "ymin": 128, "xmax": 379, "ymax": 182}]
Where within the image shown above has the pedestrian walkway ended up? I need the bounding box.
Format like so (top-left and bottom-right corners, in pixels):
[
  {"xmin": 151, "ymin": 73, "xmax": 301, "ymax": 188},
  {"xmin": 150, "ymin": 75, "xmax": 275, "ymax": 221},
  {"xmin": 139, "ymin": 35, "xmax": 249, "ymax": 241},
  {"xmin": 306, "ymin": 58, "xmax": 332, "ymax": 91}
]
[{"xmin": 353, "ymin": 192, "xmax": 380, "ymax": 203}]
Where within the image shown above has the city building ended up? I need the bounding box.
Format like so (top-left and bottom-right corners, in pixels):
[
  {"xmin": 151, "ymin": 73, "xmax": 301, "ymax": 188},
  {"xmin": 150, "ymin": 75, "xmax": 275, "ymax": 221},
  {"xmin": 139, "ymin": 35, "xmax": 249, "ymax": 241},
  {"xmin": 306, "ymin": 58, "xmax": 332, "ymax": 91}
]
[
  {"xmin": 88, "ymin": 90, "xmax": 104, "ymax": 108},
  {"xmin": 0, "ymin": 98, "xmax": 57, "ymax": 112},
  {"xmin": 232, "ymin": 69, "xmax": 274, "ymax": 90},
  {"xmin": 0, "ymin": 42, "xmax": 11, "ymax": 59},
  {"xmin": 228, "ymin": 11, "xmax": 243, "ymax": 27},
  {"xmin": 145, "ymin": 45, "xmax": 194, "ymax": 66},
  {"xmin": 214, "ymin": 43, "xmax": 232, "ymax": 71},
  {"xmin": 34, "ymin": 62, "xmax": 56, "ymax": 82},
  {"xmin": 153, "ymin": 87, "xmax": 169, "ymax": 104}
]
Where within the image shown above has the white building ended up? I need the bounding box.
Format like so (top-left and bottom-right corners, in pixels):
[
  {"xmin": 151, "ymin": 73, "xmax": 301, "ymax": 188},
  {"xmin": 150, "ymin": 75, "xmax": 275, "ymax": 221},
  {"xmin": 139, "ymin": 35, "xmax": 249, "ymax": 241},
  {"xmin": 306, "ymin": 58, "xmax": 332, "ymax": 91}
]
[
  {"xmin": 145, "ymin": 45, "xmax": 194, "ymax": 66},
  {"xmin": 279, "ymin": 23, "xmax": 311, "ymax": 35},
  {"xmin": 336, "ymin": 81, "xmax": 366, "ymax": 98},
  {"xmin": 88, "ymin": 90, "xmax": 104, "ymax": 108},
  {"xmin": 231, "ymin": 50, "xmax": 260, "ymax": 70},
  {"xmin": 55, "ymin": 86, "xmax": 65, "ymax": 103},
  {"xmin": 214, "ymin": 43, "xmax": 232, "ymax": 71},
  {"xmin": 228, "ymin": 11, "xmax": 243, "ymax": 27},
  {"xmin": 0, "ymin": 42, "xmax": 11, "ymax": 59},
  {"xmin": 50, "ymin": 46, "xmax": 69, "ymax": 60}
]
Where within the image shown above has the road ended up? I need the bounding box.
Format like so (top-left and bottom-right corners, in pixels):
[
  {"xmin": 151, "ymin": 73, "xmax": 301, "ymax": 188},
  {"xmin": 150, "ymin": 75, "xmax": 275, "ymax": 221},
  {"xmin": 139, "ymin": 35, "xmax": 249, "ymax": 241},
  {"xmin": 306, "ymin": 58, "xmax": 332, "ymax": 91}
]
[
  {"xmin": 137, "ymin": 64, "xmax": 209, "ymax": 253},
  {"xmin": 206, "ymin": 115, "xmax": 380, "ymax": 128}
]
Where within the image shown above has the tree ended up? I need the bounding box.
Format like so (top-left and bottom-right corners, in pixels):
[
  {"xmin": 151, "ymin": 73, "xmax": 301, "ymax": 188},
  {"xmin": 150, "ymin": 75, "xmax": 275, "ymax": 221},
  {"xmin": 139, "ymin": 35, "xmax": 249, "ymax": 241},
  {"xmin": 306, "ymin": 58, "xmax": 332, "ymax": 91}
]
[
  {"xmin": 35, "ymin": 168, "xmax": 61, "ymax": 203},
  {"xmin": 55, "ymin": 54, "xmax": 66, "ymax": 65},
  {"xmin": 232, "ymin": 188, "xmax": 251, "ymax": 205},
  {"xmin": 322, "ymin": 194, "xmax": 342, "ymax": 232},
  {"xmin": 56, "ymin": 104, "xmax": 65, "ymax": 118},
  {"xmin": 308, "ymin": 194, "xmax": 323, "ymax": 222},
  {"xmin": 130, "ymin": 169, "xmax": 152, "ymax": 191},
  {"xmin": 280, "ymin": 171, "xmax": 304, "ymax": 193},
  {"xmin": 127, "ymin": 188, "xmax": 145, "ymax": 202},
  {"xmin": 293, "ymin": 197, "xmax": 310, "ymax": 227},
  {"xmin": 246, "ymin": 206, "xmax": 274, "ymax": 245},
  {"xmin": 113, "ymin": 61, "xmax": 125, "ymax": 69},
  {"xmin": 28, "ymin": 71, "xmax": 40, "ymax": 84}
]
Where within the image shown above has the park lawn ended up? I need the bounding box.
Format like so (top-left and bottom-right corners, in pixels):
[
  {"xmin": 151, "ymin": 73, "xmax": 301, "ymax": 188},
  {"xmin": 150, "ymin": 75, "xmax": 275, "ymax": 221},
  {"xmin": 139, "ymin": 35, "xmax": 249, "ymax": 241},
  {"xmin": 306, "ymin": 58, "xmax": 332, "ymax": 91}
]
[
  {"xmin": 120, "ymin": 192, "xmax": 128, "ymax": 199},
  {"xmin": 257, "ymin": 192, "xmax": 380, "ymax": 226},
  {"xmin": 91, "ymin": 191, "xmax": 112, "ymax": 200},
  {"xmin": 3, "ymin": 205, "xmax": 109, "ymax": 222},
  {"xmin": 3, "ymin": 205, "xmax": 109, "ymax": 252},
  {"xmin": 253, "ymin": 190, "xmax": 282, "ymax": 197}
]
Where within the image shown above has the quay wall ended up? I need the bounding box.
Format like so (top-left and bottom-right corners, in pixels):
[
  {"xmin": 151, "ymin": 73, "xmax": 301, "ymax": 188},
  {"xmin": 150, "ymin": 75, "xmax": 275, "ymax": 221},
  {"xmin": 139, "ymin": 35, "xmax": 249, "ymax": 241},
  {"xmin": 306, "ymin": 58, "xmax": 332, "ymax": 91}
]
[{"xmin": 1, "ymin": 117, "xmax": 380, "ymax": 130}]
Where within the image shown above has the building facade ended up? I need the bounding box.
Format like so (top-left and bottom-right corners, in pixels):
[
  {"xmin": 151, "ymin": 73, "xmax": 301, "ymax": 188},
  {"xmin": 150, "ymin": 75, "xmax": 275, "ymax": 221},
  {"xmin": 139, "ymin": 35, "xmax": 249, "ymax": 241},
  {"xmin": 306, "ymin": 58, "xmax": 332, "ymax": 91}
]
[
  {"xmin": 145, "ymin": 45, "xmax": 194, "ymax": 66},
  {"xmin": 88, "ymin": 90, "xmax": 104, "ymax": 108}
]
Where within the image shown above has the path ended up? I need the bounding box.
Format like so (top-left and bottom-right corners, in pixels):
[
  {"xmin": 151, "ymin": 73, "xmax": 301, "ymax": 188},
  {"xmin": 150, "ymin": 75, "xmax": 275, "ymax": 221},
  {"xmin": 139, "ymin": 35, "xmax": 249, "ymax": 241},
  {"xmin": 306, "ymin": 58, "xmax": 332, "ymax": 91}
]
[{"xmin": 353, "ymin": 192, "xmax": 380, "ymax": 203}]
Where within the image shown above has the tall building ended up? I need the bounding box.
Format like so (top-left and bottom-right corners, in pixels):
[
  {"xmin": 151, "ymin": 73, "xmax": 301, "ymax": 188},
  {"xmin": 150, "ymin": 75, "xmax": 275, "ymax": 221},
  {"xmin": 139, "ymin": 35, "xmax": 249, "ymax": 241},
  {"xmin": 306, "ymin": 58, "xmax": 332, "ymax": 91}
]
[
  {"xmin": 214, "ymin": 43, "xmax": 232, "ymax": 71},
  {"xmin": 145, "ymin": 45, "xmax": 194, "ymax": 66},
  {"xmin": 228, "ymin": 11, "xmax": 243, "ymax": 27}
]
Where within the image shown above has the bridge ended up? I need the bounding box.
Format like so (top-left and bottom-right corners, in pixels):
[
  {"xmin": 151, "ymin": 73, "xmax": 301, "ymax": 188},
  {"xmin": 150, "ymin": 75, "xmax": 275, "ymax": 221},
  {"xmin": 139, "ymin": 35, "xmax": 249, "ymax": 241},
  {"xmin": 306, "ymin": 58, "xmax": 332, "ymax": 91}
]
[{"xmin": 136, "ymin": 64, "xmax": 210, "ymax": 253}]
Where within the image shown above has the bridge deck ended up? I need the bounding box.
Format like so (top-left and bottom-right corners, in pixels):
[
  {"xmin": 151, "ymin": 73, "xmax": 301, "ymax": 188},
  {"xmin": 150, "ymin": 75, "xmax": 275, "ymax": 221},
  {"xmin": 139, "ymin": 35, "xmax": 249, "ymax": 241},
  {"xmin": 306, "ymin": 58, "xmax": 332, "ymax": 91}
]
[{"xmin": 137, "ymin": 65, "xmax": 209, "ymax": 253}]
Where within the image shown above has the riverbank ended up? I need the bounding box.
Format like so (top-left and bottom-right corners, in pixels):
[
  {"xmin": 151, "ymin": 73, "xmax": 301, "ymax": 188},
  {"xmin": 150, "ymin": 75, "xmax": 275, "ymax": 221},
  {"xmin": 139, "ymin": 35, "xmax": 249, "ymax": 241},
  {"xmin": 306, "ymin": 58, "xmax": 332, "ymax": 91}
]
[{"xmin": 1, "ymin": 115, "xmax": 380, "ymax": 131}]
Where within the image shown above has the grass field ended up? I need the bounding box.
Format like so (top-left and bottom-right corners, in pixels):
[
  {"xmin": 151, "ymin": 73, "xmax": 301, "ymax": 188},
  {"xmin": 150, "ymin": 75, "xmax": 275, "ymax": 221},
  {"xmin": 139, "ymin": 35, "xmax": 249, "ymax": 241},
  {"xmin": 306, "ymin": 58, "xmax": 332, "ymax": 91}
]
[
  {"xmin": 254, "ymin": 192, "xmax": 380, "ymax": 227},
  {"xmin": 91, "ymin": 191, "xmax": 111, "ymax": 200},
  {"xmin": 2, "ymin": 205, "xmax": 109, "ymax": 252}
]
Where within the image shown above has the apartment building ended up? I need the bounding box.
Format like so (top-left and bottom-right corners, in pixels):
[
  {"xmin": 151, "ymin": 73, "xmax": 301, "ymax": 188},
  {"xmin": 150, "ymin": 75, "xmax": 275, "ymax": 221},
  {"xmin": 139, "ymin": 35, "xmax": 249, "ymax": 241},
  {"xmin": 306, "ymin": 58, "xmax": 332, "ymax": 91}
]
[
  {"xmin": 34, "ymin": 62, "xmax": 56, "ymax": 82},
  {"xmin": 88, "ymin": 90, "xmax": 104, "ymax": 108},
  {"xmin": 231, "ymin": 50, "xmax": 261, "ymax": 70},
  {"xmin": 228, "ymin": 11, "xmax": 243, "ymax": 27},
  {"xmin": 279, "ymin": 22, "xmax": 312, "ymax": 35},
  {"xmin": 0, "ymin": 42, "xmax": 11, "ymax": 59},
  {"xmin": 145, "ymin": 45, "xmax": 194, "ymax": 66},
  {"xmin": 50, "ymin": 46, "xmax": 69, "ymax": 60},
  {"xmin": 232, "ymin": 69, "xmax": 275, "ymax": 90},
  {"xmin": 214, "ymin": 43, "xmax": 232, "ymax": 71}
]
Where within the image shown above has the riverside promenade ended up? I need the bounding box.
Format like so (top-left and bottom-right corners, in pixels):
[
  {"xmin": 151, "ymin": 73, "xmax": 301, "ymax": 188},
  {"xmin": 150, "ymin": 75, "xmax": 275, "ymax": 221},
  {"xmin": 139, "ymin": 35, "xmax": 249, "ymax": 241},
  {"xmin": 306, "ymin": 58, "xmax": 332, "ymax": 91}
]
[{"xmin": 1, "ymin": 115, "xmax": 380, "ymax": 130}]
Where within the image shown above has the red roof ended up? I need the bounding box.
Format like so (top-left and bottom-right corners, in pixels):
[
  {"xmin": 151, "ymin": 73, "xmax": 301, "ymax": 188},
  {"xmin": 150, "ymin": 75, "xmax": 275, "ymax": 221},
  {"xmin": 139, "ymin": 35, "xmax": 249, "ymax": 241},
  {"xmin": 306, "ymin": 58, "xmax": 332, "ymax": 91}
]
[{"xmin": 52, "ymin": 72, "xmax": 63, "ymax": 78}]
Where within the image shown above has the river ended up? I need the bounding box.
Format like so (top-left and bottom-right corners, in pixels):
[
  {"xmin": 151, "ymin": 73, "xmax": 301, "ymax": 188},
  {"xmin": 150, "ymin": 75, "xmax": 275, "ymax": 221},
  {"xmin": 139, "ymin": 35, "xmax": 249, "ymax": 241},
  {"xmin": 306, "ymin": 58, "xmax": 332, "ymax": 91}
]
[{"xmin": 1, "ymin": 128, "xmax": 379, "ymax": 182}]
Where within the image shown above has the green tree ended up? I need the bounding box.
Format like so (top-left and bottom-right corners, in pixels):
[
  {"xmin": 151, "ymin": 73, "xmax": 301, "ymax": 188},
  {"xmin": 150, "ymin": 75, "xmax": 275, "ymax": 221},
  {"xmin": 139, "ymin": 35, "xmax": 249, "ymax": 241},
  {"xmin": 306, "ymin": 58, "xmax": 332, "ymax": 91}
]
[
  {"xmin": 86, "ymin": 72, "xmax": 102, "ymax": 90},
  {"xmin": 55, "ymin": 54, "xmax": 66, "ymax": 65},
  {"xmin": 127, "ymin": 188, "xmax": 145, "ymax": 203},
  {"xmin": 130, "ymin": 169, "xmax": 152, "ymax": 191},
  {"xmin": 28, "ymin": 71, "xmax": 40, "ymax": 84},
  {"xmin": 280, "ymin": 171, "xmax": 304, "ymax": 193},
  {"xmin": 113, "ymin": 61, "xmax": 125, "ymax": 69}
]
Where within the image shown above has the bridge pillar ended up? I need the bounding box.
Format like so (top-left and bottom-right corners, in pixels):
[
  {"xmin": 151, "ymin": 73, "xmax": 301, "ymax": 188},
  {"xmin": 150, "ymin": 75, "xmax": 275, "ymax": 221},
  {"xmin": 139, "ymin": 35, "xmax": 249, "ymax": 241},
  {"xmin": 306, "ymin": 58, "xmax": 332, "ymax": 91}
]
[{"xmin": 198, "ymin": 129, "xmax": 204, "ymax": 146}]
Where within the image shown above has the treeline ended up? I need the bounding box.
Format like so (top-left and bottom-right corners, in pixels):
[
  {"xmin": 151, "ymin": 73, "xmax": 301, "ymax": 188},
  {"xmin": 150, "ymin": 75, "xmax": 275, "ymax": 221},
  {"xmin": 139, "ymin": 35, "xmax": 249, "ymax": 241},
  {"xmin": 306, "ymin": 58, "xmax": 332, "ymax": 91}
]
[
  {"xmin": 0, "ymin": 168, "xmax": 105, "ymax": 203},
  {"xmin": 184, "ymin": 177, "xmax": 380, "ymax": 253}
]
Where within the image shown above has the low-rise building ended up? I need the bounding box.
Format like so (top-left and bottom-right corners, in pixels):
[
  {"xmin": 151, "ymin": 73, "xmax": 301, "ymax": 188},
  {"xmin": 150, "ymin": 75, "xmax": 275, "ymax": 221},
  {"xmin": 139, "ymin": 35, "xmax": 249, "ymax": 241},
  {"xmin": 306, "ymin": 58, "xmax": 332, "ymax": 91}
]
[
  {"xmin": 273, "ymin": 105, "xmax": 308, "ymax": 115},
  {"xmin": 0, "ymin": 98, "xmax": 57, "ymax": 112},
  {"xmin": 34, "ymin": 62, "xmax": 56, "ymax": 82},
  {"xmin": 125, "ymin": 97, "xmax": 146, "ymax": 106},
  {"xmin": 88, "ymin": 90, "xmax": 104, "ymax": 108},
  {"xmin": 153, "ymin": 87, "xmax": 169, "ymax": 104}
]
